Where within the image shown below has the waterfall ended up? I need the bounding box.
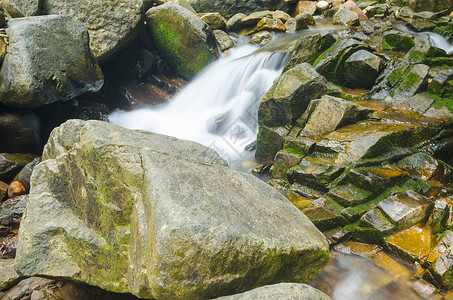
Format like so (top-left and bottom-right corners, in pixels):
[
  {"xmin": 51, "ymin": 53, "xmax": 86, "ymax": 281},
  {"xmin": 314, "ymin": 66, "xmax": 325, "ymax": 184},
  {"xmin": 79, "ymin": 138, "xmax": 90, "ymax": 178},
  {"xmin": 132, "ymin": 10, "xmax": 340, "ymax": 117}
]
[{"xmin": 110, "ymin": 40, "xmax": 289, "ymax": 170}]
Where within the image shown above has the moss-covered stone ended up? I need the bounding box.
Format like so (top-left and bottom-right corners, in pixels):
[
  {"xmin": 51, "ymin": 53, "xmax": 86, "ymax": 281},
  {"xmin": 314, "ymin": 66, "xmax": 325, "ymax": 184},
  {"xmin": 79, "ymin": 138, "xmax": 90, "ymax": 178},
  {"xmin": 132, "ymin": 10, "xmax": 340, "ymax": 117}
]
[
  {"xmin": 146, "ymin": 2, "xmax": 216, "ymax": 79},
  {"xmin": 15, "ymin": 120, "xmax": 329, "ymax": 299},
  {"xmin": 255, "ymin": 125, "xmax": 288, "ymax": 161},
  {"xmin": 382, "ymin": 30, "xmax": 415, "ymax": 52}
]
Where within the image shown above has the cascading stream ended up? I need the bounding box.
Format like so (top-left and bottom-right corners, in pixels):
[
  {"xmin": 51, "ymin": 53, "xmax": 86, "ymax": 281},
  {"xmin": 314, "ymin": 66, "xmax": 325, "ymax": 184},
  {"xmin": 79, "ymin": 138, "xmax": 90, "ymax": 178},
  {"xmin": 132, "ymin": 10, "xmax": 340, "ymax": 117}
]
[{"xmin": 110, "ymin": 40, "xmax": 290, "ymax": 170}]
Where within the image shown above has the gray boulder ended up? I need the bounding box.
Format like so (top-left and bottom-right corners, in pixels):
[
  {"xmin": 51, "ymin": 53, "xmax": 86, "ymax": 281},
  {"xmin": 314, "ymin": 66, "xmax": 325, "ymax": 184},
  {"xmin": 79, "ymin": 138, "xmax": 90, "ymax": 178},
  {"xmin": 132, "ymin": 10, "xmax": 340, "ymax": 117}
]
[
  {"xmin": 2, "ymin": 0, "xmax": 41, "ymax": 17},
  {"xmin": 146, "ymin": 2, "xmax": 217, "ymax": 79},
  {"xmin": 0, "ymin": 16, "xmax": 104, "ymax": 108},
  {"xmin": 343, "ymin": 49, "xmax": 384, "ymax": 89},
  {"xmin": 186, "ymin": 0, "xmax": 289, "ymax": 17},
  {"xmin": 213, "ymin": 283, "xmax": 330, "ymax": 299},
  {"xmin": 41, "ymin": 0, "xmax": 143, "ymax": 62},
  {"xmin": 15, "ymin": 120, "xmax": 329, "ymax": 299}
]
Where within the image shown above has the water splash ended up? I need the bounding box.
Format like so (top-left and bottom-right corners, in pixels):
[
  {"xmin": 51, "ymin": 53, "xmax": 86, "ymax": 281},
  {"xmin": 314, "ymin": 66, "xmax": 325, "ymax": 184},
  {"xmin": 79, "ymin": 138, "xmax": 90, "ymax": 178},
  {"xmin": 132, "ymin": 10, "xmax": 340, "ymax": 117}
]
[{"xmin": 110, "ymin": 41, "xmax": 289, "ymax": 170}]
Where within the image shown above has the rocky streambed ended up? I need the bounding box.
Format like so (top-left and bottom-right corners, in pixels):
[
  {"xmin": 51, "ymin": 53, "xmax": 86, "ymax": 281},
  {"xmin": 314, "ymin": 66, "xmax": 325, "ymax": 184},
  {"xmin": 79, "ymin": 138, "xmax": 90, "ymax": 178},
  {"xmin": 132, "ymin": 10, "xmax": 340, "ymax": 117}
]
[{"xmin": 0, "ymin": 0, "xmax": 453, "ymax": 299}]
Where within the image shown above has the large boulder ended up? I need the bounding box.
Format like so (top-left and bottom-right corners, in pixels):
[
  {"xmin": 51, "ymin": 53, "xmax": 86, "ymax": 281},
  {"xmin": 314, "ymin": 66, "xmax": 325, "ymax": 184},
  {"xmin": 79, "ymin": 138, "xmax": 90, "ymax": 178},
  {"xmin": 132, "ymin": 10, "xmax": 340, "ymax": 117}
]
[
  {"xmin": 41, "ymin": 0, "xmax": 143, "ymax": 62},
  {"xmin": 343, "ymin": 49, "xmax": 385, "ymax": 89},
  {"xmin": 186, "ymin": 0, "xmax": 290, "ymax": 17},
  {"xmin": 213, "ymin": 283, "xmax": 330, "ymax": 299},
  {"xmin": 15, "ymin": 120, "xmax": 329, "ymax": 299},
  {"xmin": 146, "ymin": 2, "xmax": 217, "ymax": 79},
  {"xmin": 0, "ymin": 16, "xmax": 104, "ymax": 108}
]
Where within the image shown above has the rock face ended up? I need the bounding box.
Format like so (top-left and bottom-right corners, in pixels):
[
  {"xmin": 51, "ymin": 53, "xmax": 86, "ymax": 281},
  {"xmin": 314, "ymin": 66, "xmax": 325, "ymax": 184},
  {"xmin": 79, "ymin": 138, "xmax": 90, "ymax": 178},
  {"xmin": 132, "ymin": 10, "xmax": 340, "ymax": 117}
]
[
  {"xmin": 146, "ymin": 2, "xmax": 217, "ymax": 79},
  {"xmin": 15, "ymin": 120, "xmax": 329, "ymax": 299},
  {"xmin": 186, "ymin": 0, "xmax": 289, "ymax": 17},
  {"xmin": 0, "ymin": 16, "xmax": 104, "ymax": 108},
  {"xmin": 41, "ymin": 0, "xmax": 144, "ymax": 62},
  {"xmin": 213, "ymin": 283, "xmax": 330, "ymax": 300}
]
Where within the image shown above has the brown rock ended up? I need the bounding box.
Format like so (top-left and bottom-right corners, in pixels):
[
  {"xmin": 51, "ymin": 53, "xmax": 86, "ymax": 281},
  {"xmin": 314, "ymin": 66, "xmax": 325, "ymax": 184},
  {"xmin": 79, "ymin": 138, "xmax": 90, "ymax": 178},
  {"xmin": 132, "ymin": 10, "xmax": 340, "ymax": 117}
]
[
  {"xmin": 0, "ymin": 181, "xmax": 8, "ymax": 200},
  {"xmin": 293, "ymin": 1, "xmax": 317, "ymax": 17},
  {"xmin": 272, "ymin": 10, "xmax": 291, "ymax": 22},
  {"xmin": 257, "ymin": 17, "xmax": 286, "ymax": 32},
  {"xmin": 7, "ymin": 181, "xmax": 26, "ymax": 198},
  {"xmin": 0, "ymin": 36, "xmax": 7, "ymax": 63},
  {"xmin": 340, "ymin": 0, "xmax": 368, "ymax": 20}
]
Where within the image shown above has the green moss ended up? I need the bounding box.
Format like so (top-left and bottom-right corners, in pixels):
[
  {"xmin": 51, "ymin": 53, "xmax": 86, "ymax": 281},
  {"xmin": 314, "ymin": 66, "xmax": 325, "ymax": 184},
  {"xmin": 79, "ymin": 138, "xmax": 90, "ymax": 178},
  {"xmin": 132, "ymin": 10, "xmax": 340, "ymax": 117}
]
[
  {"xmin": 256, "ymin": 126, "xmax": 284, "ymax": 161},
  {"xmin": 283, "ymin": 147, "xmax": 307, "ymax": 157},
  {"xmin": 434, "ymin": 24, "xmax": 453, "ymax": 43},
  {"xmin": 428, "ymin": 91, "xmax": 453, "ymax": 112},
  {"xmin": 313, "ymin": 41, "xmax": 339, "ymax": 68},
  {"xmin": 147, "ymin": 13, "xmax": 214, "ymax": 79},
  {"xmin": 383, "ymin": 33, "xmax": 415, "ymax": 52}
]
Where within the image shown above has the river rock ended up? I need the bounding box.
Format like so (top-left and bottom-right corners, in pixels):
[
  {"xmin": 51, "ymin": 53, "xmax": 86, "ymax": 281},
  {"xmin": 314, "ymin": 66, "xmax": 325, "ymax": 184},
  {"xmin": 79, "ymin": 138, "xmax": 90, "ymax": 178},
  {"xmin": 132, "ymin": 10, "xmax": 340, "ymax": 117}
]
[
  {"xmin": 285, "ymin": 13, "xmax": 309, "ymax": 32},
  {"xmin": 390, "ymin": 64, "xmax": 429, "ymax": 100},
  {"xmin": 257, "ymin": 17, "xmax": 286, "ymax": 32},
  {"xmin": 0, "ymin": 259, "xmax": 21, "ymax": 291},
  {"xmin": 12, "ymin": 157, "xmax": 40, "ymax": 193},
  {"xmin": 408, "ymin": 0, "xmax": 453, "ymax": 12},
  {"xmin": 285, "ymin": 32, "xmax": 336, "ymax": 70},
  {"xmin": 378, "ymin": 190, "xmax": 433, "ymax": 231},
  {"xmin": 0, "ymin": 153, "xmax": 36, "ymax": 183},
  {"xmin": 7, "ymin": 181, "xmax": 25, "ymax": 199},
  {"xmin": 0, "ymin": 108, "xmax": 41, "ymax": 154},
  {"xmin": 313, "ymin": 121, "xmax": 439, "ymax": 165},
  {"xmin": 15, "ymin": 119, "xmax": 329, "ymax": 299},
  {"xmin": 258, "ymin": 63, "xmax": 333, "ymax": 127},
  {"xmin": 186, "ymin": 0, "xmax": 290, "ymax": 17},
  {"xmin": 0, "ymin": 16, "xmax": 104, "ymax": 108},
  {"xmin": 397, "ymin": 152, "xmax": 443, "ymax": 182},
  {"xmin": 293, "ymin": 1, "xmax": 317, "ymax": 16},
  {"xmin": 317, "ymin": 1, "xmax": 329, "ymax": 12},
  {"xmin": 297, "ymin": 95, "xmax": 373, "ymax": 140},
  {"xmin": 242, "ymin": 10, "xmax": 273, "ymax": 25},
  {"xmin": 1, "ymin": 0, "xmax": 41, "ymax": 17},
  {"xmin": 272, "ymin": 10, "xmax": 291, "ymax": 22},
  {"xmin": 425, "ymin": 230, "xmax": 453, "ymax": 289},
  {"xmin": 213, "ymin": 30, "xmax": 234, "ymax": 51},
  {"xmin": 0, "ymin": 181, "xmax": 8, "ymax": 201},
  {"xmin": 332, "ymin": 8, "xmax": 360, "ymax": 26},
  {"xmin": 0, "ymin": 195, "xmax": 28, "ymax": 227},
  {"xmin": 314, "ymin": 38, "xmax": 368, "ymax": 86},
  {"xmin": 212, "ymin": 283, "xmax": 330, "ymax": 299},
  {"xmin": 340, "ymin": 0, "xmax": 368, "ymax": 20},
  {"xmin": 382, "ymin": 30, "xmax": 415, "ymax": 52},
  {"xmin": 249, "ymin": 31, "xmax": 273, "ymax": 46},
  {"xmin": 42, "ymin": 0, "xmax": 143, "ymax": 62},
  {"xmin": 146, "ymin": 2, "xmax": 217, "ymax": 79},
  {"xmin": 169, "ymin": 0, "xmax": 197, "ymax": 13},
  {"xmin": 343, "ymin": 49, "xmax": 384, "ymax": 89},
  {"xmin": 226, "ymin": 13, "xmax": 247, "ymax": 31},
  {"xmin": 200, "ymin": 12, "xmax": 227, "ymax": 29}
]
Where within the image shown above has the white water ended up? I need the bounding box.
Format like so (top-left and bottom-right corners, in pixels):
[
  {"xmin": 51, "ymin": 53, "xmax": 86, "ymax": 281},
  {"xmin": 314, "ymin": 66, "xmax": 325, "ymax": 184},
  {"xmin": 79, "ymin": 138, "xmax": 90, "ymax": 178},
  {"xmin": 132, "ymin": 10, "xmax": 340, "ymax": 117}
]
[
  {"xmin": 110, "ymin": 41, "xmax": 289, "ymax": 170},
  {"xmin": 395, "ymin": 24, "xmax": 453, "ymax": 54}
]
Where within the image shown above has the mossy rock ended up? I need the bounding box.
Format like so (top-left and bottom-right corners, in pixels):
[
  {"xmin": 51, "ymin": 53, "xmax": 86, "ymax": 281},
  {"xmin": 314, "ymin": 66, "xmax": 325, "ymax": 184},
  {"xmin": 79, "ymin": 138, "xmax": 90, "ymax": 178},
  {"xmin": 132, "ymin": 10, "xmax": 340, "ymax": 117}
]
[
  {"xmin": 16, "ymin": 120, "xmax": 329, "ymax": 298},
  {"xmin": 382, "ymin": 30, "xmax": 415, "ymax": 52},
  {"xmin": 146, "ymin": 2, "xmax": 216, "ymax": 79}
]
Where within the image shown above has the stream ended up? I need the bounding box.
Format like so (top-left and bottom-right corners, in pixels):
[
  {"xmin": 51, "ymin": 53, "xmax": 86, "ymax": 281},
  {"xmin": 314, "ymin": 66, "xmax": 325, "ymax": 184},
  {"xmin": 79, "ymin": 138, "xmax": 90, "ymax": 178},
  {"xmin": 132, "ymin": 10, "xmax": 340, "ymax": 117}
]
[{"xmin": 109, "ymin": 25, "xmax": 453, "ymax": 299}]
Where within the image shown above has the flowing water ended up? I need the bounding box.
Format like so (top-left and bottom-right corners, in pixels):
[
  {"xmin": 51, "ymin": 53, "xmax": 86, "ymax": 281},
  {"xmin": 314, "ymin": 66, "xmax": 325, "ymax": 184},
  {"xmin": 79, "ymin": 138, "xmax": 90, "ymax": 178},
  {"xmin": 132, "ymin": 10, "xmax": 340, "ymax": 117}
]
[{"xmin": 110, "ymin": 37, "xmax": 290, "ymax": 170}]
